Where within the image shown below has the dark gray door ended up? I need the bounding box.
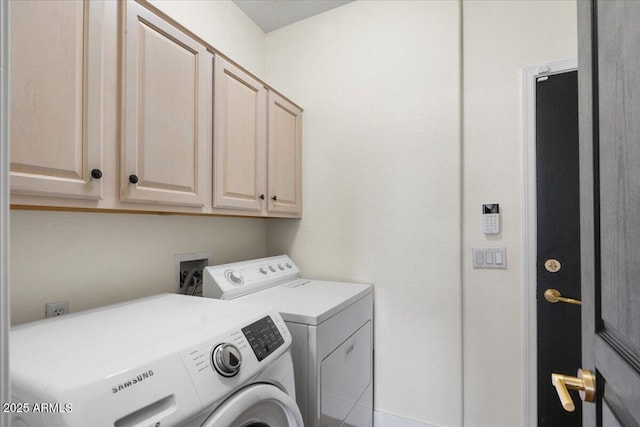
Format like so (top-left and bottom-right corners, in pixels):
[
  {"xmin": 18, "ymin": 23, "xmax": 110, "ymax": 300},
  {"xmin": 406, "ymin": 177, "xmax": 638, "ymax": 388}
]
[
  {"xmin": 578, "ymin": 1, "xmax": 640, "ymax": 425},
  {"xmin": 536, "ymin": 71, "xmax": 581, "ymax": 427}
]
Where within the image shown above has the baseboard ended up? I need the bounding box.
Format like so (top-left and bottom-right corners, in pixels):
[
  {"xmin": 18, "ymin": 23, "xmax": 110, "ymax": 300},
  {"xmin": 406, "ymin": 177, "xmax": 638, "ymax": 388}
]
[{"xmin": 374, "ymin": 410, "xmax": 436, "ymax": 427}]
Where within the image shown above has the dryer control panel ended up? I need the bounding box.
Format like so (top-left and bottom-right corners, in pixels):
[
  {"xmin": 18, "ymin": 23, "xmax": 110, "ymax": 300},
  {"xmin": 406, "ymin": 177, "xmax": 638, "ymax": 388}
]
[{"xmin": 203, "ymin": 255, "xmax": 301, "ymax": 300}]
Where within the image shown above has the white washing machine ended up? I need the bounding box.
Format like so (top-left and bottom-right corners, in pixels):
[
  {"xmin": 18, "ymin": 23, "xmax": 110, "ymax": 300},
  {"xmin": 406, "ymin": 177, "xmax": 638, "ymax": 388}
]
[
  {"xmin": 10, "ymin": 294, "xmax": 303, "ymax": 427},
  {"xmin": 202, "ymin": 255, "xmax": 374, "ymax": 427}
]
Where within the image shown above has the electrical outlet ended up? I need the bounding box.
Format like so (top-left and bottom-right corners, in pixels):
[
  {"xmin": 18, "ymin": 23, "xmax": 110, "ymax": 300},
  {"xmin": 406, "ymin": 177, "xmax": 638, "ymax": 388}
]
[
  {"xmin": 174, "ymin": 252, "xmax": 211, "ymax": 294},
  {"xmin": 46, "ymin": 300, "xmax": 69, "ymax": 318}
]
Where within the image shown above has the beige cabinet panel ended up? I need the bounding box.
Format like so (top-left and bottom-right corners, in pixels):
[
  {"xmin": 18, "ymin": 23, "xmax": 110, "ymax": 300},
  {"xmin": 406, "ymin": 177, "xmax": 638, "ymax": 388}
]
[
  {"xmin": 268, "ymin": 91, "xmax": 302, "ymax": 215},
  {"xmin": 213, "ymin": 57, "xmax": 267, "ymax": 212},
  {"xmin": 9, "ymin": 0, "xmax": 104, "ymax": 199},
  {"xmin": 122, "ymin": 1, "xmax": 211, "ymax": 207}
]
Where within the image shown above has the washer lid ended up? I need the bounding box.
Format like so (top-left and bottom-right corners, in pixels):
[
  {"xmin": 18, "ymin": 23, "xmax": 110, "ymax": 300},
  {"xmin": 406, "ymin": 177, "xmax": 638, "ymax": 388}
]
[
  {"xmin": 235, "ymin": 280, "xmax": 372, "ymax": 325},
  {"xmin": 201, "ymin": 383, "xmax": 303, "ymax": 427}
]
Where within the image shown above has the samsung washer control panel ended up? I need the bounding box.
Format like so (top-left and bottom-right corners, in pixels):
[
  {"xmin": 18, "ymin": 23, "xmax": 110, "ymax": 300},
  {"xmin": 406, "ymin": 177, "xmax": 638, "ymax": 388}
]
[
  {"xmin": 180, "ymin": 308, "xmax": 291, "ymax": 409},
  {"xmin": 242, "ymin": 316, "xmax": 285, "ymax": 361}
]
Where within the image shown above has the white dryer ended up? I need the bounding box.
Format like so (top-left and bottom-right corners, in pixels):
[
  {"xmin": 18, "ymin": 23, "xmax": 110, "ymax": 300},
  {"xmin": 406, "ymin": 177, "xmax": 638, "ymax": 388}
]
[
  {"xmin": 203, "ymin": 255, "xmax": 374, "ymax": 427},
  {"xmin": 10, "ymin": 294, "xmax": 303, "ymax": 427}
]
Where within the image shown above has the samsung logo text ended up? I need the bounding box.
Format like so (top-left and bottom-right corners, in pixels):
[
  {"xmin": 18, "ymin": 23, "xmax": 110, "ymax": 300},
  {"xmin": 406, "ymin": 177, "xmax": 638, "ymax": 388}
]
[{"xmin": 112, "ymin": 370, "xmax": 154, "ymax": 394}]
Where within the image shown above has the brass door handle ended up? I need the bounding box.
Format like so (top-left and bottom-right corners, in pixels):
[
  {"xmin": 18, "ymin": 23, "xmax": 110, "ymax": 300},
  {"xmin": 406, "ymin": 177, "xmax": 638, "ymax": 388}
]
[
  {"xmin": 551, "ymin": 369, "xmax": 596, "ymax": 412},
  {"xmin": 544, "ymin": 288, "xmax": 581, "ymax": 305}
]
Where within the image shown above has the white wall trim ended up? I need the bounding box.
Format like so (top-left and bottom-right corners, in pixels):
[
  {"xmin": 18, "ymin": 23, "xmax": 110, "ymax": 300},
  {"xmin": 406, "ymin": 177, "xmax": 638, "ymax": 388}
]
[
  {"xmin": 374, "ymin": 410, "xmax": 436, "ymax": 427},
  {"xmin": 0, "ymin": 0, "xmax": 10, "ymax": 425},
  {"xmin": 521, "ymin": 57, "xmax": 577, "ymax": 427}
]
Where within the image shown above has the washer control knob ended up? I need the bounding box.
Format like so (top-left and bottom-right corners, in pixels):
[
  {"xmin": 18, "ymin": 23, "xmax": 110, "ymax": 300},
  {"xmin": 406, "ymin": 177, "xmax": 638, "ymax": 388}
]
[
  {"xmin": 278, "ymin": 264, "xmax": 285, "ymax": 270},
  {"xmin": 286, "ymin": 262, "xmax": 293, "ymax": 269},
  {"xmin": 212, "ymin": 343, "xmax": 242, "ymax": 377},
  {"xmin": 227, "ymin": 270, "xmax": 243, "ymax": 284},
  {"xmin": 259, "ymin": 267, "xmax": 267, "ymax": 274},
  {"xmin": 269, "ymin": 265, "xmax": 277, "ymax": 272}
]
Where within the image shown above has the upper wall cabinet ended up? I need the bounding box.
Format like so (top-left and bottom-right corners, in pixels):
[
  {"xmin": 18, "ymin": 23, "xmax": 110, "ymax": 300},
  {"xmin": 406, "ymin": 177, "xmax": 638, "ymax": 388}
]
[
  {"xmin": 213, "ymin": 57, "xmax": 303, "ymax": 217},
  {"xmin": 9, "ymin": 0, "xmax": 104, "ymax": 199},
  {"xmin": 121, "ymin": 1, "xmax": 211, "ymax": 207},
  {"xmin": 10, "ymin": 0, "xmax": 301, "ymax": 217},
  {"xmin": 213, "ymin": 56, "xmax": 267, "ymax": 212},
  {"xmin": 268, "ymin": 91, "xmax": 303, "ymax": 215}
]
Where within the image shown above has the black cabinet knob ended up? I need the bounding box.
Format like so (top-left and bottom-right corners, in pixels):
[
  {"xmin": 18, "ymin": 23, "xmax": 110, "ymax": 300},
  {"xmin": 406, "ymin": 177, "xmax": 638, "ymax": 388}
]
[
  {"xmin": 91, "ymin": 169, "xmax": 102, "ymax": 179},
  {"xmin": 271, "ymin": 195, "xmax": 277, "ymax": 201},
  {"xmin": 129, "ymin": 174, "xmax": 139, "ymax": 184},
  {"xmin": 259, "ymin": 194, "xmax": 265, "ymax": 200}
]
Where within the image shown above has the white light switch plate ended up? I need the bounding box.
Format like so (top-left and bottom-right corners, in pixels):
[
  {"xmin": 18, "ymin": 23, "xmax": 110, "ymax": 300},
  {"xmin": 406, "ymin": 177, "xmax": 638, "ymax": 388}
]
[{"xmin": 472, "ymin": 247, "xmax": 507, "ymax": 269}]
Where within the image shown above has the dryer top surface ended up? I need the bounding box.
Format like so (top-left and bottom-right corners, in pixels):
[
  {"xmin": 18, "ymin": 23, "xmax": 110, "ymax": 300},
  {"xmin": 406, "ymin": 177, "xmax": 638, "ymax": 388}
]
[{"xmin": 236, "ymin": 279, "xmax": 372, "ymax": 325}]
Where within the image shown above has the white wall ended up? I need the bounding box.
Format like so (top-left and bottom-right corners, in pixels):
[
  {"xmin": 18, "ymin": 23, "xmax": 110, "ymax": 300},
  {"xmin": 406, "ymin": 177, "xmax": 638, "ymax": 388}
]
[
  {"xmin": 10, "ymin": 211, "xmax": 267, "ymax": 324},
  {"xmin": 462, "ymin": 1, "xmax": 577, "ymax": 426},
  {"xmin": 10, "ymin": 0, "xmax": 269, "ymax": 324},
  {"xmin": 264, "ymin": 2, "xmax": 462, "ymax": 426}
]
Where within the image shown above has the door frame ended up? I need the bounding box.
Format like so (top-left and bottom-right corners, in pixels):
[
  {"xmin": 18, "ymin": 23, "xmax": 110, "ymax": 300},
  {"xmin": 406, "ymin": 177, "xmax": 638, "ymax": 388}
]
[
  {"xmin": 1, "ymin": 0, "xmax": 10, "ymax": 425},
  {"xmin": 521, "ymin": 57, "xmax": 578, "ymax": 427}
]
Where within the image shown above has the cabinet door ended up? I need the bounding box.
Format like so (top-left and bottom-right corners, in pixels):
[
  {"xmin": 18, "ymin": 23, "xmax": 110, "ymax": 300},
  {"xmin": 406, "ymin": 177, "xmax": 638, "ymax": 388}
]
[
  {"xmin": 267, "ymin": 92, "xmax": 302, "ymax": 215},
  {"xmin": 213, "ymin": 57, "xmax": 266, "ymax": 212},
  {"xmin": 122, "ymin": 1, "xmax": 211, "ymax": 207},
  {"xmin": 9, "ymin": 0, "xmax": 103, "ymax": 200}
]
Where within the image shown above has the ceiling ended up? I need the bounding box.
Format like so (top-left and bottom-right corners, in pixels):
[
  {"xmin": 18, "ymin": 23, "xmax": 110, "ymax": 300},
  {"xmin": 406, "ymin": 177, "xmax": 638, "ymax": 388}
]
[{"xmin": 233, "ymin": 0, "xmax": 354, "ymax": 33}]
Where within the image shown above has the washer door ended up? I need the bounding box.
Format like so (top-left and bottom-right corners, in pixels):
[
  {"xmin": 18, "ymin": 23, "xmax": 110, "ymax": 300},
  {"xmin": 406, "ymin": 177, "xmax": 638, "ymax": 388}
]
[{"xmin": 202, "ymin": 384, "xmax": 303, "ymax": 427}]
